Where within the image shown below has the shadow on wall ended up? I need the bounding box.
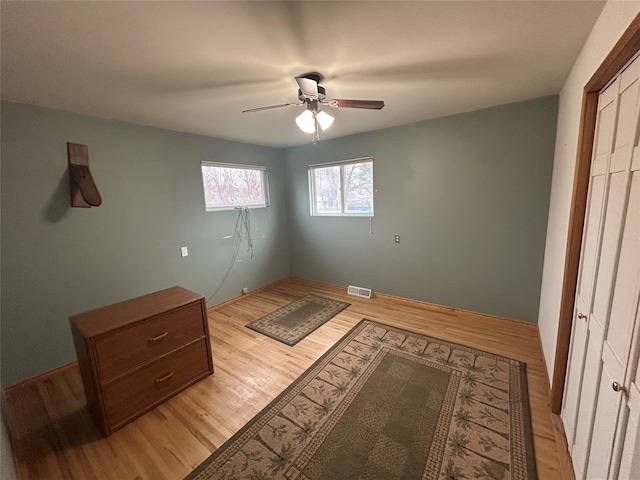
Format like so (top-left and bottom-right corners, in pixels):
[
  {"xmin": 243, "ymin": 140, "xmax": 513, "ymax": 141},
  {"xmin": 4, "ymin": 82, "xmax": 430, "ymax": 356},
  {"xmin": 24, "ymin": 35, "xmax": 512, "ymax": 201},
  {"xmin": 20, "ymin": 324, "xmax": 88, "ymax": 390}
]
[{"xmin": 43, "ymin": 171, "xmax": 70, "ymax": 223}]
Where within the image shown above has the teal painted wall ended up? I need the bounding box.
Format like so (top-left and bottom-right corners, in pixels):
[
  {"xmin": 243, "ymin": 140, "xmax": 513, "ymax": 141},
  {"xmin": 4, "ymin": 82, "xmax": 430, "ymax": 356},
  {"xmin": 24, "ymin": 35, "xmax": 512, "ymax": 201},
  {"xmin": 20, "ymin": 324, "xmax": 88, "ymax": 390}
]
[
  {"xmin": 0, "ymin": 101, "xmax": 290, "ymax": 387},
  {"xmin": 1, "ymin": 96, "xmax": 558, "ymax": 387},
  {"xmin": 284, "ymin": 96, "xmax": 558, "ymax": 323}
]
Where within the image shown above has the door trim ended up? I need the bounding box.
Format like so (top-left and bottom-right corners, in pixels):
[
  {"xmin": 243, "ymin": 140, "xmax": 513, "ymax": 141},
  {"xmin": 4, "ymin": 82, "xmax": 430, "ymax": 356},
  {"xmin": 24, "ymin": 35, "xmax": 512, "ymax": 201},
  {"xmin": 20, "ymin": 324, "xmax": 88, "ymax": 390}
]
[{"xmin": 551, "ymin": 12, "xmax": 640, "ymax": 414}]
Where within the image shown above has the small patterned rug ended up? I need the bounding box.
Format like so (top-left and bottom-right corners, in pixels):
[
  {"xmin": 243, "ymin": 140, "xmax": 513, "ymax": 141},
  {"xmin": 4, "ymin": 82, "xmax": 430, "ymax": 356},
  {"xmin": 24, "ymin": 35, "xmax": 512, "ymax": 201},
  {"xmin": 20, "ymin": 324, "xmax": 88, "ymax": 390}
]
[
  {"xmin": 246, "ymin": 294, "xmax": 350, "ymax": 346},
  {"xmin": 187, "ymin": 319, "xmax": 537, "ymax": 480}
]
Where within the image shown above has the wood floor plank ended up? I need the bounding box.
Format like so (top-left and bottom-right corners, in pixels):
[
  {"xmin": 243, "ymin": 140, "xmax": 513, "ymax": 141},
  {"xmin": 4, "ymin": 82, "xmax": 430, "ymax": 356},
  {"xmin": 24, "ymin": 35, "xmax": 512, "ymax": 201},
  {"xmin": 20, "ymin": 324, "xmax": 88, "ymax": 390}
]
[{"xmin": 3, "ymin": 277, "xmax": 572, "ymax": 479}]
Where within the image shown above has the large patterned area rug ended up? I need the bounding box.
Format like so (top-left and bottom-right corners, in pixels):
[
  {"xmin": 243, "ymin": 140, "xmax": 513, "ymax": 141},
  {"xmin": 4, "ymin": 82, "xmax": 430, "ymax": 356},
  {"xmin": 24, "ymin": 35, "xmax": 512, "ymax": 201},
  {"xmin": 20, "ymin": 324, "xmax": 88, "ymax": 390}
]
[
  {"xmin": 188, "ymin": 319, "xmax": 537, "ymax": 480},
  {"xmin": 246, "ymin": 294, "xmax": 350, "ymax": 346}
]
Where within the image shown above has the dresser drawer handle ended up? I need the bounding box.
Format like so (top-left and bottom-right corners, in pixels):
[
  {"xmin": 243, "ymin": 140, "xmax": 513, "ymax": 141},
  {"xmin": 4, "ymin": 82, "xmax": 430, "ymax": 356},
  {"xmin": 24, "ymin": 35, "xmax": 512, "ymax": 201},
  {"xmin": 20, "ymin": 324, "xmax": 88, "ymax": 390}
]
[
  {"xmin": 155, "ymin": 372, "xmax": 174, "ymax": 383},
  {"xmin": 148, "ymin": 332, "xmax": 169, "ymax": 343}
]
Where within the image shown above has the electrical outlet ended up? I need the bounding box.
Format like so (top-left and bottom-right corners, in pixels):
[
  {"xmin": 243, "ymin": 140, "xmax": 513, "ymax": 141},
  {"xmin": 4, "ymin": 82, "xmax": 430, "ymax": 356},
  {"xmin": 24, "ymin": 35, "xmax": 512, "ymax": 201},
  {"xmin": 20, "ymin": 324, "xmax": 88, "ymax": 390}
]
[
  {"xmin": 242, "ymin": 287, "xmax": 249, "ymax": 294},
  {"xmin": 394, "ymin": 235, "xmax": 400, "ymax": 243},
  {"xmin": 180, "ymin": 246, "xmax": 188, "ymax": 257}
]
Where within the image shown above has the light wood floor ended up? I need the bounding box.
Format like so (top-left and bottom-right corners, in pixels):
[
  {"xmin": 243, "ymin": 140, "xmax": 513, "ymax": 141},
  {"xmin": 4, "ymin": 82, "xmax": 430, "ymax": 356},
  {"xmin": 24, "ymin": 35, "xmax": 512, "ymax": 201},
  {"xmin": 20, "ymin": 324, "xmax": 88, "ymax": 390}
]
[{"xmin": 3, "ymin": 277, "xmax": 573, "ymax": 479}]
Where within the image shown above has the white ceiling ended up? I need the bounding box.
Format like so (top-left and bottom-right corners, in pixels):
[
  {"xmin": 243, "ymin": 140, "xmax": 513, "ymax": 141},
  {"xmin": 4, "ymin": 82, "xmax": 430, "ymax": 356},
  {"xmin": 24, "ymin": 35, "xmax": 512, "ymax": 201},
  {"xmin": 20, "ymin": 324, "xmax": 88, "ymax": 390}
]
[{"xmin": 1, "ymin": 1, "xmax": 605, "ymax": 149}]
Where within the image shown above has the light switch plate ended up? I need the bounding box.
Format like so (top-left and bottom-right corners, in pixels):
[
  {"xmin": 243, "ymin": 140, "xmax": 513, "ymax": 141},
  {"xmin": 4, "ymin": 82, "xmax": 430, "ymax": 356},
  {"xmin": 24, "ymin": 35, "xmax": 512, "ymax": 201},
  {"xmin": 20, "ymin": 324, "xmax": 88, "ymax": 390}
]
[{"xmin": 180, "ymin": 246, "xmax": 188, "ymax": 257}]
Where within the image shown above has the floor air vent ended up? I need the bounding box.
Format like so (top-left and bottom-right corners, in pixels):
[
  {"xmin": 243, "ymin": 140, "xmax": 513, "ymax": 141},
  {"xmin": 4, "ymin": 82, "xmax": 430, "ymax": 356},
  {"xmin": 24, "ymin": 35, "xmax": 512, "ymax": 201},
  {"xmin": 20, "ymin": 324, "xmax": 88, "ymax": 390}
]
[{"xmin": 347, "ymin": 285, "xmax": 372, "ymax": 299}]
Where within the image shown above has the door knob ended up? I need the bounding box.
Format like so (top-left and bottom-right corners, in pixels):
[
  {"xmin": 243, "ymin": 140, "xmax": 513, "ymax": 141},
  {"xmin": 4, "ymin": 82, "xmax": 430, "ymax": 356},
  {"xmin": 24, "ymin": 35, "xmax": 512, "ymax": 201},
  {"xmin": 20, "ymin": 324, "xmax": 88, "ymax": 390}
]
[
  {"xmin": 578, "ymin": 313, "xmax": 587, "ymax": 320},
  {"xmin": 612, "ymin": 382, "xmax": 627, "ymax": 393}
]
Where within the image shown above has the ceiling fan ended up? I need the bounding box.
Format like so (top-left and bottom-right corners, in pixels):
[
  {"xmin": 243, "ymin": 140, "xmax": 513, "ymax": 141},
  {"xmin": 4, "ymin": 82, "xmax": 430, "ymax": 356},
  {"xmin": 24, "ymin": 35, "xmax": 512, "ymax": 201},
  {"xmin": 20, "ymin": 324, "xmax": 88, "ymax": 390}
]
[{"xmin": 242, "ymin": 72, "xmax": 384, "ymax": 143}]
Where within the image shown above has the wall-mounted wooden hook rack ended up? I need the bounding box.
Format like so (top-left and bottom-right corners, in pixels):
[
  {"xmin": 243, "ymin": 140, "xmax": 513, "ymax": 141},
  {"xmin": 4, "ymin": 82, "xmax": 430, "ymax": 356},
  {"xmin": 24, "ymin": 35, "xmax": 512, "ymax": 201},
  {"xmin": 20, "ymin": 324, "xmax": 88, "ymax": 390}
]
[{"xmin": 68, "ymin": 143, "xmax": 102, "ymax": 208}]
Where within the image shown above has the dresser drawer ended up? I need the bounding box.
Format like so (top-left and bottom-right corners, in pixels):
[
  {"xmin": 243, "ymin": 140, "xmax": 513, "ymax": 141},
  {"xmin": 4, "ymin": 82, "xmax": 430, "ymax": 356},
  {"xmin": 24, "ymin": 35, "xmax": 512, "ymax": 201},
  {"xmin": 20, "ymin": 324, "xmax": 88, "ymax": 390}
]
[
  {"xmin": 103, "ymin": 338, "xmax": 210, "ymax": 430},
  {"xmin": 95, "ymin": 302, "xmax": 205, "ymax": 380}
]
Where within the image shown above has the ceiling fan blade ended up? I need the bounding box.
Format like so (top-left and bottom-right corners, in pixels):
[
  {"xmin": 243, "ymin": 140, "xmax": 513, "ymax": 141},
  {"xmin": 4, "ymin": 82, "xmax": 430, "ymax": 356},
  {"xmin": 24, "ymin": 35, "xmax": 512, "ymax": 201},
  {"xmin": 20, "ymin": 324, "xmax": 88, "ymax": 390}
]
[
  {"xmin": 242, "ymin": 102, "xmax": 303, "ymax": 113},
  {"xmin": 328, "ymin": 99, "xmax": 385, "ymax": 110},
  {"xmin": 295, "ymin": 77, "xmax": 319, "ymax": 99}
]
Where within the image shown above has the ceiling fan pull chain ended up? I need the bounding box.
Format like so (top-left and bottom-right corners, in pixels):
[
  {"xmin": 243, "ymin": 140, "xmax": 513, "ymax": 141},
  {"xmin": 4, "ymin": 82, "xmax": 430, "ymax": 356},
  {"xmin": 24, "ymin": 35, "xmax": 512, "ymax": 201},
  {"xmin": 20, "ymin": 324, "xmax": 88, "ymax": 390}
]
[{"xmin": 312, "ymin": 116, "xmax": 320, "ymax": 144}]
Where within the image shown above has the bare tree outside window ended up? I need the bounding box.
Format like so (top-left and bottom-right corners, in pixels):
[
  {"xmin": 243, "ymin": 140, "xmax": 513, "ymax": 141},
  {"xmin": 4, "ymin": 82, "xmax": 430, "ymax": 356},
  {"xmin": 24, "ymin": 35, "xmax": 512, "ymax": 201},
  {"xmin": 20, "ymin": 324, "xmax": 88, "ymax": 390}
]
[
  {"xmin": 313, "ymin": 166, "xmax": 341, "ymax": 213},
  {"xmin": 309, "ymin": 159, "xmax": 374, "ymax": 216},
  {"xmin": 344, "ymin": 163, "xmax": 373, "ymax": 214},
  {"xmin": 201, "ymin": 162, "xmax": 268, "ymax": 211}
]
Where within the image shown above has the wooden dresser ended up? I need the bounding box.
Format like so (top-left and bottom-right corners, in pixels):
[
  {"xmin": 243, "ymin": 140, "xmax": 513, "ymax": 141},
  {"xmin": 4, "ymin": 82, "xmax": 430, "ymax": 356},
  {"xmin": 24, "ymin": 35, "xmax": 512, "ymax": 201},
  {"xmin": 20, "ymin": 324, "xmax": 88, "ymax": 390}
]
[{"xmin": 69, "ymin": 286, "xmax": 214, "ymax": 436}]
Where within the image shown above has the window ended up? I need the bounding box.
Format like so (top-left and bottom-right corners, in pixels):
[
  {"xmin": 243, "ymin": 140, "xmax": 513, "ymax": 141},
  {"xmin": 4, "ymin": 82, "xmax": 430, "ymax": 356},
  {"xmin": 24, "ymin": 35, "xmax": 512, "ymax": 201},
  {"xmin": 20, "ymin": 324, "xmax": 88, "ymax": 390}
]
[
  {"xmin": 309, "ymin": 158, "xmax": 374, "ymax": 216},
  {"xmin": 201, "ymin": 162, "xmax": 269, "ymax": 212}
]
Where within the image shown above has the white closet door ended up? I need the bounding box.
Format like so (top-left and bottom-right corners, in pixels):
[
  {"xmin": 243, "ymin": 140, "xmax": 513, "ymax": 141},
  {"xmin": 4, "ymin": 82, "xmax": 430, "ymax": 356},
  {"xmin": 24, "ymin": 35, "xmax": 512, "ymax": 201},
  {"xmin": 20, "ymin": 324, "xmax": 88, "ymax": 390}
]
[
  {"xmin": 564, "ymin": 54, "xmax": 640, "ymax": 480},
  {"xmin": 562, "ymin": 77, "xmax": 618, "ymax": 450},
  {"xmin": 587, "ymin": 92, "xmax": 640, "ymax": 479}
]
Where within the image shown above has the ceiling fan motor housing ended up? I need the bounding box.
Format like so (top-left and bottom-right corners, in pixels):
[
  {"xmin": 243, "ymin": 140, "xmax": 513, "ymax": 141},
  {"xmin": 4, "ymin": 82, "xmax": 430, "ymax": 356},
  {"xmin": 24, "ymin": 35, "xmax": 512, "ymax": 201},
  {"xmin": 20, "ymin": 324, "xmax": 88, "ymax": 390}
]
[
  {"xmin": 299, "ymin": 85, "xmax": 326, "ymax": 102},
  {"xmin": 242, "ymin": 71, "xmax": 383, "ymax": 119}
]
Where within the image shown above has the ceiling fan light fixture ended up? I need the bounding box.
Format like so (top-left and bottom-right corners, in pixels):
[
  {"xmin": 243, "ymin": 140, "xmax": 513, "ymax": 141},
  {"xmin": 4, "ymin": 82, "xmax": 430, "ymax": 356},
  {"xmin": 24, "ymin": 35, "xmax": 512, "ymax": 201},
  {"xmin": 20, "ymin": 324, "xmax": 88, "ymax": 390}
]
[
  {"xmin": 295, "ymin": 109, "xmax": 316, "ymax": 133},
  {"xmin": 316, "ymin": 110, "xmax": 334, "ymax": 131},
  {"xmin": 245, "ymin": 73, "xmax": 383, "ymax": 144}
]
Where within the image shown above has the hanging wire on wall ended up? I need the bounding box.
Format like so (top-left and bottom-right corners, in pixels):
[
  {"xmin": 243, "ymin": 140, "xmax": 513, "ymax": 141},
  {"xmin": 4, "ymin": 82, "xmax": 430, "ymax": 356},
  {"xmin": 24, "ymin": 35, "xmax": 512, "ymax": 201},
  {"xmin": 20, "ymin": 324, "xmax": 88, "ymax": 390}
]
[{"xmin": 207, "ymin": 206, "xmax": 265, "ymax": 304}]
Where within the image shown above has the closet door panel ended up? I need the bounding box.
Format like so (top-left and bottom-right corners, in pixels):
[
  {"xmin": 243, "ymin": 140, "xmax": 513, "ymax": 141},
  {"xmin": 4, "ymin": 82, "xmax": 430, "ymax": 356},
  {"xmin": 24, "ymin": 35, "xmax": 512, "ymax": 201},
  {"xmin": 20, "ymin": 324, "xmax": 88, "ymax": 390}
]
[
  {"xmin": 605, "ymin": 173, "xmax": 640, "ymax": 373},
  {"xmin": 563, "ymin": 173, "xmax": 607, "ymax": 444},
  {"xmin": 592, "ymin": 172, "xmax": 631, "ymax": 328},
  {"xmin": 576, "ymin": 175, "xmax": 608, "ymax": 316},
  {"xmin": 578, "ymin": 84, "xmax": 618, "ymax": 309},
  {"xmin": 618, "ymin": 309, "xmax": 640, "ymax": 480},
  {"xmin": 587, "ymin": 358, "xmax": 627, "ymax": 479},
  {"xmin": 618, "ymin": 149, "xmax": 640, "ymax": 480},
  {"xmin": 563, "ymin": 310, "xmax": 590, "ymax": 445},
  {"xmin": 587, "ymin": 118, "xmax": 640, "ymax": 480},
  {"xmin": 571, "ymin": 319, "xmax": 605, "ymax": 477},
  {"xmin": 611, "ymin": 63, "xmax": 640, "ymax": 170},
  {"xmin": 563, "ymin": 86, "xmax": 617, "ymax": 444},
  {"xmin": 618, "ymin": 409, "xmax": 640, "ymax": 480},
  {"xmin": 574, "ymin": 169, "xmax": 630, "ymax": 476}
]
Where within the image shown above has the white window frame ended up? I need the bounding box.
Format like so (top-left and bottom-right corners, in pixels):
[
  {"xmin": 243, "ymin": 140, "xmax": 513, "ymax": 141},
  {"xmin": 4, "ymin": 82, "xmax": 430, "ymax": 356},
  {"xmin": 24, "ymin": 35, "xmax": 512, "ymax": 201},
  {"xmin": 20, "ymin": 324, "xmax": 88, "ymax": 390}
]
[
  {"xmin": 308, "ymin": 157, "xmax": 374, "ymax": 217},
  {"xmin": 201, "ymin": 161, "xmax": 270, "ymax": 212}
]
